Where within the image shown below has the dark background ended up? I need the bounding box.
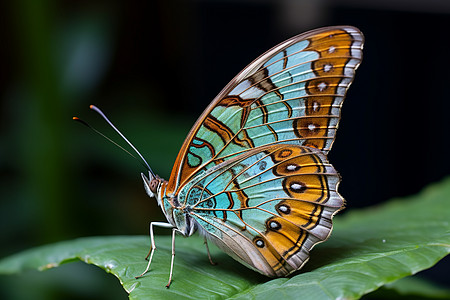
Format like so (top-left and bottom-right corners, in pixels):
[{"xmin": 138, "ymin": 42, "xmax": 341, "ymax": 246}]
[{"xmin": 1, "ymin": 0, "xmax": 449, "ymax": 299}]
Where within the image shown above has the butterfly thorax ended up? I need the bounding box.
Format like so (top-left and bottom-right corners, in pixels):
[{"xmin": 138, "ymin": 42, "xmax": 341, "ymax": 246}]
[{"xmin": 161, "ymin": 184, "xmax": 199, "ymax": 237}]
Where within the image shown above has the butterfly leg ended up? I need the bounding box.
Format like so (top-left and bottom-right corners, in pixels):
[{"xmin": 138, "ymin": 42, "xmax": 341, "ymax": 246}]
[
  {"xmin": 135, "ymin": 222, "xmax": 174, "ymax": 279},
  {"xmin": 166, "ymin": 227, "xmax": 182, "ymax": 288},
  {"xmin": 204, "ymin": 237, "xmax": 217, "ymax": 266}
]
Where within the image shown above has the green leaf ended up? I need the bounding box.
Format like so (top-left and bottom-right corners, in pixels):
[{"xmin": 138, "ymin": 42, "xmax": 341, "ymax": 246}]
[
  {"xmin": 364, "ymin": 276, "xmax": 450, "ymax": 299},
  {"xmin": 1, "ymin": 177, "xmax": 449, "ymax": 299}
]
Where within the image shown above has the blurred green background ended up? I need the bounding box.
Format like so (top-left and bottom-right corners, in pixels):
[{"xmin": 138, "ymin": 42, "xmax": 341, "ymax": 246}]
[{"xmin": 1, "ymin": 0, "xmax": 449, "ymax": 299}]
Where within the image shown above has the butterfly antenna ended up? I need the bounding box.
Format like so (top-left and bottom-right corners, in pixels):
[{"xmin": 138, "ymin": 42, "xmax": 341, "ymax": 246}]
[{"xmin": 73, "ymin": 105, "xmax": 155, "ymax": 178}]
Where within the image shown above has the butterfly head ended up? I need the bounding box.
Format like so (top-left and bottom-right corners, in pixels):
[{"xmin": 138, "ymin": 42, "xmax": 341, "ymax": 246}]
[{"xmin": 141, "ymin": 172, "xmax": 163, "ymax": 201}]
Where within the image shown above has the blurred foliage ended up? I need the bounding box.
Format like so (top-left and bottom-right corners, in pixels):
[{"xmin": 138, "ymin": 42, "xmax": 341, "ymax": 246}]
[
  {"xmin": 1, "ymin": 1, "xmax": 192, "ymax": 251},
  {"xmin": 1, "ymin": 0, "xmax": 450, "ymax": 298},
  {"xmin": 0, "ymin": 262, "xmax": 127, "ymax": 300},
  {"xmin": 1, "ymin": 2, "xmax": 192, "ymax": 297}
]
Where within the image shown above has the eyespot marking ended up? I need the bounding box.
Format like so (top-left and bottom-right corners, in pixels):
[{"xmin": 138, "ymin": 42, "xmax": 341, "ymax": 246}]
[
  {"xmin": 258, "ymin": 161, "xmax": 267, "ymax": 171},
  {"xmin": 278, "ymin": 149, "xmax": 293, "ymax": 158},
  {"xmin": 255, "ymin": 238, "xmax": 265, "ymax": 248},
  {"xmin": 312, "ymin": 101, "xmax": 320, "ymax": 112},
  {"xmin": 318, "ymin": 82, "xmax": 327, "ymax": 92},
  {"xmin": 268, "ymin": 220, "xmax": 281, "ymax": 231},
  {"xmin": 290, "ymin": 181, "xmax": 306, "ymax": 193},
  {"xmin": 286, "ymin": 164, "xmax": 300, "ymax": 171},
  {"xmin": 277, "ymin": 204, "xmax": 291, "ymax": 214},
  {"xmin": 323, "ymin": 64, "xmax": 333, "ymax": 72}
]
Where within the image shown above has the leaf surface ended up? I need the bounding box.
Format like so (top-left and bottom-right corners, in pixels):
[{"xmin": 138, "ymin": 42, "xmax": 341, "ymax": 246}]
[{"xmin": 1, "ymin": 177, "xmax": 449, "ymax": 299}]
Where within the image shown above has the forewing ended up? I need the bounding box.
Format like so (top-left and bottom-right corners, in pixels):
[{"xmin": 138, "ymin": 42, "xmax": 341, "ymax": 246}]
[
  {"xmin": 178, "ymin": 144, "xmax": 344, "ymax": 277},
  {"xmin": 167, "ymin": 26, "xmax": 363, "ymax": 194}
]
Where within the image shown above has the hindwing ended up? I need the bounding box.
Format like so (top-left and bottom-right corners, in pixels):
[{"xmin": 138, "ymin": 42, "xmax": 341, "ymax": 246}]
[{"xmin": 177, "ymin": 144, "xmax": 343, "ymax": 276}]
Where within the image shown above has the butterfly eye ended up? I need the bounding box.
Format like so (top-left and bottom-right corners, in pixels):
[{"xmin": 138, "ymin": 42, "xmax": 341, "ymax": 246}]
[{"xmin": 149, "ymin": 179, "xmax": 159, "ymax": 193}]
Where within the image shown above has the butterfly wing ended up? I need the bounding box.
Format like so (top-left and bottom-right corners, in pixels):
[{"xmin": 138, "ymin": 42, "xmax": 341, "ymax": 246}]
[
  {"xmin": 167, "ymin": 26, "xmax": 364, "ymax": 194},
  {"xmin": 178, "ymin": 144, "xmax": 343, "ymax": 276}
]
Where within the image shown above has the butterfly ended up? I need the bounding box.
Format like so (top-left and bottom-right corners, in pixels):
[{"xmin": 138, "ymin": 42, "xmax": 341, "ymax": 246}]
[{"xmin": 81, "ymin": 25, "xmax": 363, "ymax": 287}]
